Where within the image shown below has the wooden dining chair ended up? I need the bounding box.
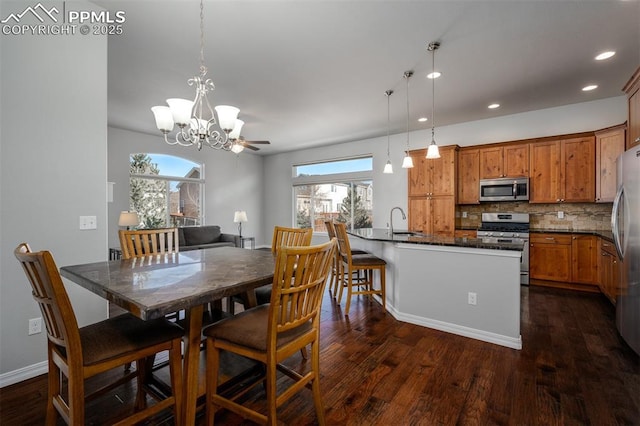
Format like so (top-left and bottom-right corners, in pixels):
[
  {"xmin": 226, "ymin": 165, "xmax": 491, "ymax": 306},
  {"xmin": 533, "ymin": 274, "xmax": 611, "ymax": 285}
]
[
  {"xmin": 333, "ymin": 222, "xmax": 387, "ymax": 316},
  {"xmin": 118, "ymin": 227, "xmax": 179, "ymax": 259},
  {"xmin": 14, "ymin": 243, "xmax": 184, "ymax": 426},
  {"xmin": 228, "ymin": 226, "xmax": 313, "ymax": 314},
  {"xmin": 203, "ymin": 238, "xmax": 337, "ymax": 425},
  {"xmin": 324, "ymin": 220, "xmax": 367, "ymax": 296}
]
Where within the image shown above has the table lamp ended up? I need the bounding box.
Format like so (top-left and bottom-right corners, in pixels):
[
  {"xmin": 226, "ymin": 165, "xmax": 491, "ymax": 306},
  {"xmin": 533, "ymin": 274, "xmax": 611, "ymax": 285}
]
[
  {"xmin": 118, "ymin": 211, "xmax": 139, "ymax": 230},
  {"xmin": 233, "ymin": 210, "xmax": 248, "ymax": 237}
]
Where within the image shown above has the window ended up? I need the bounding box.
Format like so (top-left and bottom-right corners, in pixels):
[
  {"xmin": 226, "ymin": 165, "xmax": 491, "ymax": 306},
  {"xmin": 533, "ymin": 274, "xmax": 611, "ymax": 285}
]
[
  {"xmin": 293, "ymin": 157, "xmax": 373, "ymax": 232},
  {"xmin": 129, "ymin": 153, "xmax": 204, "ymax": 228}
]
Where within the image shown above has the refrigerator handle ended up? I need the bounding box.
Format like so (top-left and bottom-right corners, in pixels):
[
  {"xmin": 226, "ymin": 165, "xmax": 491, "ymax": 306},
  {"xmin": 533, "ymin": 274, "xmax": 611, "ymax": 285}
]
[{"xmin": 611, "ymin": 185, "xmax": 624, "ymax": 260}]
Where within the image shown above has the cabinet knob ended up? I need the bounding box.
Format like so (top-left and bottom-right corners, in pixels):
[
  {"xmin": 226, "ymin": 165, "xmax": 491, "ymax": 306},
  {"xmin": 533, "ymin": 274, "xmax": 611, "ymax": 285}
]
[
  {"xmin": 545, "ymin": 237, "xmax": 555, "ymax": 241},
  {"xmin": 556, "ymin": 199, "xmax": 561, "ymax": 202},
  {"xmin": 635, "ymin": 137, "xmax": 640, "ymax": 142},
  {"xmin": 572, "ymin": 236, "xmax": 576, "ymax": 240}
]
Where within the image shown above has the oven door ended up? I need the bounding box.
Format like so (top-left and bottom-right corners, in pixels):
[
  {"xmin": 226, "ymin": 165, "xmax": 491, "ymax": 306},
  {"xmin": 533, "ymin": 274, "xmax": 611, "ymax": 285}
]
[{"xmin": 480, "ymin": 236, "xmax": 529, "ymax": 285}]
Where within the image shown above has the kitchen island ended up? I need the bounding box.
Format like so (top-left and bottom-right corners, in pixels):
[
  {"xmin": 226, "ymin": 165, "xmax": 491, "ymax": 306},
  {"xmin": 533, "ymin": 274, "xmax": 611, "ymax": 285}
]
[{"xmin": 347, "ymin": 228, "xmax": 523, "ymax": 349}]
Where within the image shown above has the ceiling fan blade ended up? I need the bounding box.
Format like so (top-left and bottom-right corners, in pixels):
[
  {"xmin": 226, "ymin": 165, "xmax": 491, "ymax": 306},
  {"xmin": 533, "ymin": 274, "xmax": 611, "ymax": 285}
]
[
  {"xmin": 243, "ymin": 140, "xmax": 270, "ymax": 145},
  {"xmin": 241, "ymin": 143, "xmax": 260, "ymax": 151}
]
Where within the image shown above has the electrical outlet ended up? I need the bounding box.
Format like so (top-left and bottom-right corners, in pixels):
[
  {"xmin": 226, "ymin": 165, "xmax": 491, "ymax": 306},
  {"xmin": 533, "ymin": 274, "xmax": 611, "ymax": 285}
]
[
  {"xmin": 558, "ymin": 211, "xmax": 564, "ymax": 219},
  {"xmin": 462, "ymin": 211, "xmax": 468, "ymax": 218},
  {"xmin": 468, "ymin": 292, "xmax": 477, "ymax": 306},
  {"xmin": 28, "ymin": 317, "xmax": 42, "ymax": 335}
]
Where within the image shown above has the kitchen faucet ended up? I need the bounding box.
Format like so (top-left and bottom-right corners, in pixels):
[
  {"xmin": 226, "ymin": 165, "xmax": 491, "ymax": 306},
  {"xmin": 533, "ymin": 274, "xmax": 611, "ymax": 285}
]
[{"xmin": 389, "ymin": 207, "xmax": 406, "ymax": 234}]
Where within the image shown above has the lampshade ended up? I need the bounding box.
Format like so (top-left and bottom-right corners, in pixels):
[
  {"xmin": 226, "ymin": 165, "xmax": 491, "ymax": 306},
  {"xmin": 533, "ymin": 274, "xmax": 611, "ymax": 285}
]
[
  {"xmin": 151, "ymin": 106, "xmax": 174, "ymax": 132},
  {"xmin": 118, "ymin": 211, "xmax": 139, "ymax": 227},
  {"xmin": 231, "ymin": 143, "xmax": 245, "ymax": 154},
  {"xmin": 383, "ymin": 160, "xmax": 393, "ymax": 174},
  {"xmin": 215, "ymin": 105, "xmax": 240, "ymax": 132},
  {"xmin": 233, "ymin": 210, "xmax": 248, "ymax": 223},
  {"xmin": 402, "ymin": 154, "xmax": 414, "ymax": 168},
  {"xmin": 228, "ymin": 119, "xmax": 244, "ymax": 141},
  {"xmin": 166, "ymin": 98, "xmax": 194, "ymax": 126},
  {"xmin": 426, "ymin": 142, "xmax": 441, "ymax": 159}
]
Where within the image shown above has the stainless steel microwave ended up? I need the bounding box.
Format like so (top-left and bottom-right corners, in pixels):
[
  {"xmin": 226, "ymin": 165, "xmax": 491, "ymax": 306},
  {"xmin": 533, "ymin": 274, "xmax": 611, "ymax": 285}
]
[{"xmin": 479, "ymin": 177, "xmax": 529, "ymax": 202}]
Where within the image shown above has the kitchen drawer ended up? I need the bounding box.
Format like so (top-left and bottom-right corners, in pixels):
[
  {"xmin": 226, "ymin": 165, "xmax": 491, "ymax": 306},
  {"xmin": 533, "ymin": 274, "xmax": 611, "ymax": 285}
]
[{"xmin": 530, "ymin": 233, "xmax": 572, "ymax": 245}]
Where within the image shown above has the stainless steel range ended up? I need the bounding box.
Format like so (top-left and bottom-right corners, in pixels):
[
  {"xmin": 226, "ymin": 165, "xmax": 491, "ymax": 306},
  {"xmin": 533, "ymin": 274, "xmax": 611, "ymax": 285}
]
[{"xmin": 477, "ymin": 213, "xmax": 530, "ymax": 285}]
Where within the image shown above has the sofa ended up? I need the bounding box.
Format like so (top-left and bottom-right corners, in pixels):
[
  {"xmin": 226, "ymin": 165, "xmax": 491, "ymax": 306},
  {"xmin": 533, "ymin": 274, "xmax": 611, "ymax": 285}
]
[{"xmin": 178, "ymin": 226, "xmax": 241, "ymax": 251}]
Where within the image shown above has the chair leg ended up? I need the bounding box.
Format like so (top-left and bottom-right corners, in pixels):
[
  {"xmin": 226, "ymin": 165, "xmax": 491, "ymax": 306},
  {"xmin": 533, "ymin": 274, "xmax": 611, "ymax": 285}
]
[
  {"xmin": 311, "ymin": 339, "xmax": 326, "ymax": 426},
  {"xmin": 345, "ymin": 271, "xmax": 354, "ymax": 316},
  {"xmin": 46, "ymin": 348, "xmax": 58, "ymax": 426},
  {"xmin": 380, "ymin": 266, "xmax": 386, "ymax": 312},
  {"xmin": 134, "ymin": 357, "xmax": 149, "ymax": 410},
  {"xmin": 67, "ymin": 365, "xmax": 85, "ymax": 426},
  {"xmin": 168, "ymin": 341, "xmax": 183, "ymax": 426},
  {"xmin": 266, "ymin": 356, "xmax": 278, "ymax": 426},
  {"xmin": 205, "ymin": 339, "xmax": 220, "ymax": 425}
]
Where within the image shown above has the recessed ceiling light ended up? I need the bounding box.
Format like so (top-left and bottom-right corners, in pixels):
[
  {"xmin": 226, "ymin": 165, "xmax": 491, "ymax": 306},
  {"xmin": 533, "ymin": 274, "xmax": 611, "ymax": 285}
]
[
  {"xmin": 582, "ymin": 85, "xmax": 598, "ymax": 91},
  {"xmin": 427, "ymin": 72, "xmax": 441, "ymax": 79},
  {"xmin": 595, "ymin": 51, "xmax": 615, "ymax": 61},
  {"xmin": 418, "ymin": 117, "xmax": 428, "ymax": 122},
  {"xmin": 488, "ymin": 103, "xmax": 500, "ymax": 109}
]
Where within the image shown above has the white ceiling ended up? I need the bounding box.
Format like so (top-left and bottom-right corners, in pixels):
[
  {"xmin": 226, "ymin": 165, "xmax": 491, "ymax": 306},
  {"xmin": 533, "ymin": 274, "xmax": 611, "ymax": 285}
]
[{"xmin": 97, "ymin": 0, "xmax": 640, "ymax": 155}]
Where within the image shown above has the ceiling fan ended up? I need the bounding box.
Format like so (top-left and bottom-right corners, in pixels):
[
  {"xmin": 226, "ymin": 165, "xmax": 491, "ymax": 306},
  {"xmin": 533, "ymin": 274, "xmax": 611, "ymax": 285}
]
[{"xmin": 237, "ymin": 137, "xmax": 271, "ymax": 151}]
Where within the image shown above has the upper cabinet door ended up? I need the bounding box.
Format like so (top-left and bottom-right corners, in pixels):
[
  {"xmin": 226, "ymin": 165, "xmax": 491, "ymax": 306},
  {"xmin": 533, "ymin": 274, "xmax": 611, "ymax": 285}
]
[
  {"xmin": 457, "ymin": 148, "xmax": 480, "ymax": 204},
  {"xmin": 430, "ymin": 146, "xmax": 457, "ymax": 196},
  {"xmin": 503, "ymin": 143, "xmax": 529, "ymax": 177},
  {"xmin": 623, "ymin": 66, "xmax": 640, "ymax": 149},
  {"xmin": 563, "ymin": 136, "xmax": 595, "ymax": 202},
  {"xmin": 529, "ymin": 140, "xmax": 562, "ymax": 203},
  {"xmin": 408, "ymin": 149, "xmax": 429, "ymax": 197},
  {"xmin": 479, "ymin": 146, "xmax": 503, "ymax": 179},
  {"xmin": 595, "ymin": 125, "xmax": 626, "ymax": 203}
]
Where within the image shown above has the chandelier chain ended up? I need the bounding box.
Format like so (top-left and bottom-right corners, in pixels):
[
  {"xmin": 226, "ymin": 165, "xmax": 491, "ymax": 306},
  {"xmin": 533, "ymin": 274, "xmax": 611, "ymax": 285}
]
[{"xmin": 199, "ymin": 0, "xmax": 207, "ymax": 76}]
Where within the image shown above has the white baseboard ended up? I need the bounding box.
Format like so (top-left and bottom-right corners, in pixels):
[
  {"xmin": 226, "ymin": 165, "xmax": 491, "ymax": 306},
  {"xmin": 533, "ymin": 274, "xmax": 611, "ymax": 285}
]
[
  {"xmin": 386, "ymin": 303, "xmax": 522, "ymax": 350},
  {"xmin": 0, "ymin": 361, "xmax": 48, "ymax": 388}
]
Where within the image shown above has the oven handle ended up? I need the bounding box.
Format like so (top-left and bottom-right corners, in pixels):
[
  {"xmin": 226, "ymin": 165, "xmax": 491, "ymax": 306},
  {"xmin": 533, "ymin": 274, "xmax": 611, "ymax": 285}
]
[{"xmin": 513, "ymin": 181, "xmax": 517, "ymax": 199}]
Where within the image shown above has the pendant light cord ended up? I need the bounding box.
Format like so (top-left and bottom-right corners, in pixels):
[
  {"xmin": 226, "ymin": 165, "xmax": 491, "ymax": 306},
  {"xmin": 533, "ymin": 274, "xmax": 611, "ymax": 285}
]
[
  {"xmin": 405, "ymin": 72, "xmax": 411, "ymax": 150},
  {"xmin": 385, "ymin": 90, "xmax": 393, "ymax": 156},
  {"xmin": 431, "ymin": 45, "xmax": 435, "ymax": 142}
]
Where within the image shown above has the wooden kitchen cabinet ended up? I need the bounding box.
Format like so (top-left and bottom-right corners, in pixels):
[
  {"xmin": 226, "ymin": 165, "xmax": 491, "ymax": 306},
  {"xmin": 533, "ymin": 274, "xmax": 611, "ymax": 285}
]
[
  {"xmin": 530, "ymin": 233, "xmax": 572, "ymax": 282},
  {"xmin": 457, "ymin": 147, "xmax": 480, "ymax": 204},
  {"xmin": 623, "ymin": 66, "xmax": 640, "ymax": 150},
  {"xmin": 571, "ymin": 234, "xmax": 598, "ymax": 285},
  {"xmin": 479, "ymin": 142, "xmax": 529, "ymax": 179},
  {"xmin": 408, "ymin": 196, "xmax": 455, "ymax": 236},
  {"xmin": 599, "ymin": 238, "xmax": 619, "ymax": 305},
  {"xmin": 529, "ymin": 136, "xmax": 595, "ymax": 203},
  {"xmin": 595, "ymin": 124, "xmax": 626, "ymax": 202},
  {"xmin": 408, "ymin": 146, "xmax": 457, "ymax": 236}
]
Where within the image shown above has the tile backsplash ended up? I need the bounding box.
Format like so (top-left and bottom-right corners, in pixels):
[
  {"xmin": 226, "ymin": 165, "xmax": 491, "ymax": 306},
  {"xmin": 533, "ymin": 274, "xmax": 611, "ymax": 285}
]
[{"xmin": 456, "ymin": 202, "xmax": 613, "ymax": 231}]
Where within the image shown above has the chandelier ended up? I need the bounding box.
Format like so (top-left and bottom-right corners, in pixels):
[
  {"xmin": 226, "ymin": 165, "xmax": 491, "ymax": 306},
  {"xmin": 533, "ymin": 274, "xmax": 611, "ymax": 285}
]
[{"xmin": 151, "ymin": 0, "xmax": 244, "ymax": 152}]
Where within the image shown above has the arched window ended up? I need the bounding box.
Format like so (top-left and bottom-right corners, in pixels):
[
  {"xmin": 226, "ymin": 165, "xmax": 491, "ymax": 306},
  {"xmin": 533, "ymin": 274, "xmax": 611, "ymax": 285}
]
[{"xmin": 129, "ymin": 153, "xmax": 204, "ymax": 228}]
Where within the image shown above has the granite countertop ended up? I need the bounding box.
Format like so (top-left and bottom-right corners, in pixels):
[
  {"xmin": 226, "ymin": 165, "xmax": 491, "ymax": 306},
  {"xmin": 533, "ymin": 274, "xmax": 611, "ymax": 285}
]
[
  {"xmin": 348, "ymin": 228, "xmax": 523, "ymax": 252},
  {"xmin": 455, "ymin": 227, "xmax": 614, "ymax": 242}
]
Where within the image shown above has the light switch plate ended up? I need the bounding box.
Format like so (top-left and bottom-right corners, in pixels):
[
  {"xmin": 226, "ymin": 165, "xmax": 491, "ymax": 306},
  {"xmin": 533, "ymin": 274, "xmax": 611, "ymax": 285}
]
[{"xmin": 79, "ymin": 216, "xmax": 97, "ymax": 230}]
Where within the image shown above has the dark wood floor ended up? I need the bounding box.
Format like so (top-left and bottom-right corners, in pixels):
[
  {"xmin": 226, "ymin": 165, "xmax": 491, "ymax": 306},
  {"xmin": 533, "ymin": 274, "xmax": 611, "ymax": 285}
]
[{"xmin": 1, "ymin": 285, "xmax": 639, "ymax": 425}]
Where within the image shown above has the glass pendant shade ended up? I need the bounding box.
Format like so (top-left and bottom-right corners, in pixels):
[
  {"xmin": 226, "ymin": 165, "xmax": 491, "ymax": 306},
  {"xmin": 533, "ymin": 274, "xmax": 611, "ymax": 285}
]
[
  {"xmin": 151, "ymin": 106, "xmax": 174, "ymax": 132},
  {"xmin": 215, "ymin": 105, "xmax": 240, "ymax": 132},
  {"xmin": 166, "ymin": 98, "xmax": 194, "ymax": 126},
  {"xmin": 231, "ymin": 143, "xmax": 245, "ymax": 154},
  {"xmin": 383, "ymin": 160, "xmax": 393, "ymax": 174},
  {"xmin": 402, "ymin": 154, "xmax": 414, "ymax": 168},
  {"xmin": 228, "ymin": 119, "xmax": 244, "ymax": 140},
  {"xmin": 426, "ymin": 141, "xmax": 441, "ymax": 159}
]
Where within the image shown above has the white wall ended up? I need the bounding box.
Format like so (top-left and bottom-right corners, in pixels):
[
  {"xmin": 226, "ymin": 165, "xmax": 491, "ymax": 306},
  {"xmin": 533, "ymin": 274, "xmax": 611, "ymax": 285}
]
[
  {"xmin": 0, "ymin": 1, "xmax": 109, "ymax": 384},
  {"xmin": 262, "ymin": 96, "xmax": 627, "ymax": 244},
  {"xmin": 107, "ymin": 127, "xmax": 265, "ymax": 248}
]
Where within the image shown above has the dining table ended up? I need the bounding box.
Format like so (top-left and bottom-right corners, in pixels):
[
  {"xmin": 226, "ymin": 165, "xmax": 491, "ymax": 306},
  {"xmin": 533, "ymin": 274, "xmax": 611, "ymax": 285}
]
[{"xmin": 60, "ymin": 246, "xmax": 275, "ymax": 425}]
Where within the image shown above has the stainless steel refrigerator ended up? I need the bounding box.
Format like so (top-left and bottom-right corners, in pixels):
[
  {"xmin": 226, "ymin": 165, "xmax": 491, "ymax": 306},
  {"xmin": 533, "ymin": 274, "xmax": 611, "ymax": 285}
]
[{"xmin": 612, "ymin": 146, "xmax": 640, "ymax": 355}]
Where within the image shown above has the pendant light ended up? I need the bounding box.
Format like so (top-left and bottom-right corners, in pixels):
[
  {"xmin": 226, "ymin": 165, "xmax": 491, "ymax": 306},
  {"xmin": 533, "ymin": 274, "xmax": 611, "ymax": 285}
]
[
  {"xmin": 383, "ymin": 89, "xmax": 394, "ymax": 174},
  {"xmin": 426, "ymin": 41, "xmax": 441, "ymax": 159},
  {"xmin": 402, "ymin": 71, "xmax": 414, "ymax": 168}
]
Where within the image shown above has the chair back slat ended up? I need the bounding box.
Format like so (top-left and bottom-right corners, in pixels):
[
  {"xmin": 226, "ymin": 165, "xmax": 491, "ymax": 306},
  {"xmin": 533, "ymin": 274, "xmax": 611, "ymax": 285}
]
[
  {"xmin": 333, "ymin": 223, "xmax": 352, "ymax": 262},
  {"xmin": 271, "ymin": 226, "xmax": 313, "ymax": 255},
  {"xmin": 269, "ymin": 239, "xmax": 336, "ymax": 339},
  {"xmin": 14, "ymin": 243, "xmax": 81, "ymax": 351},
  {"xmin": 119, "ymin": 228, "xmax": 179, "ymax": 259}
]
